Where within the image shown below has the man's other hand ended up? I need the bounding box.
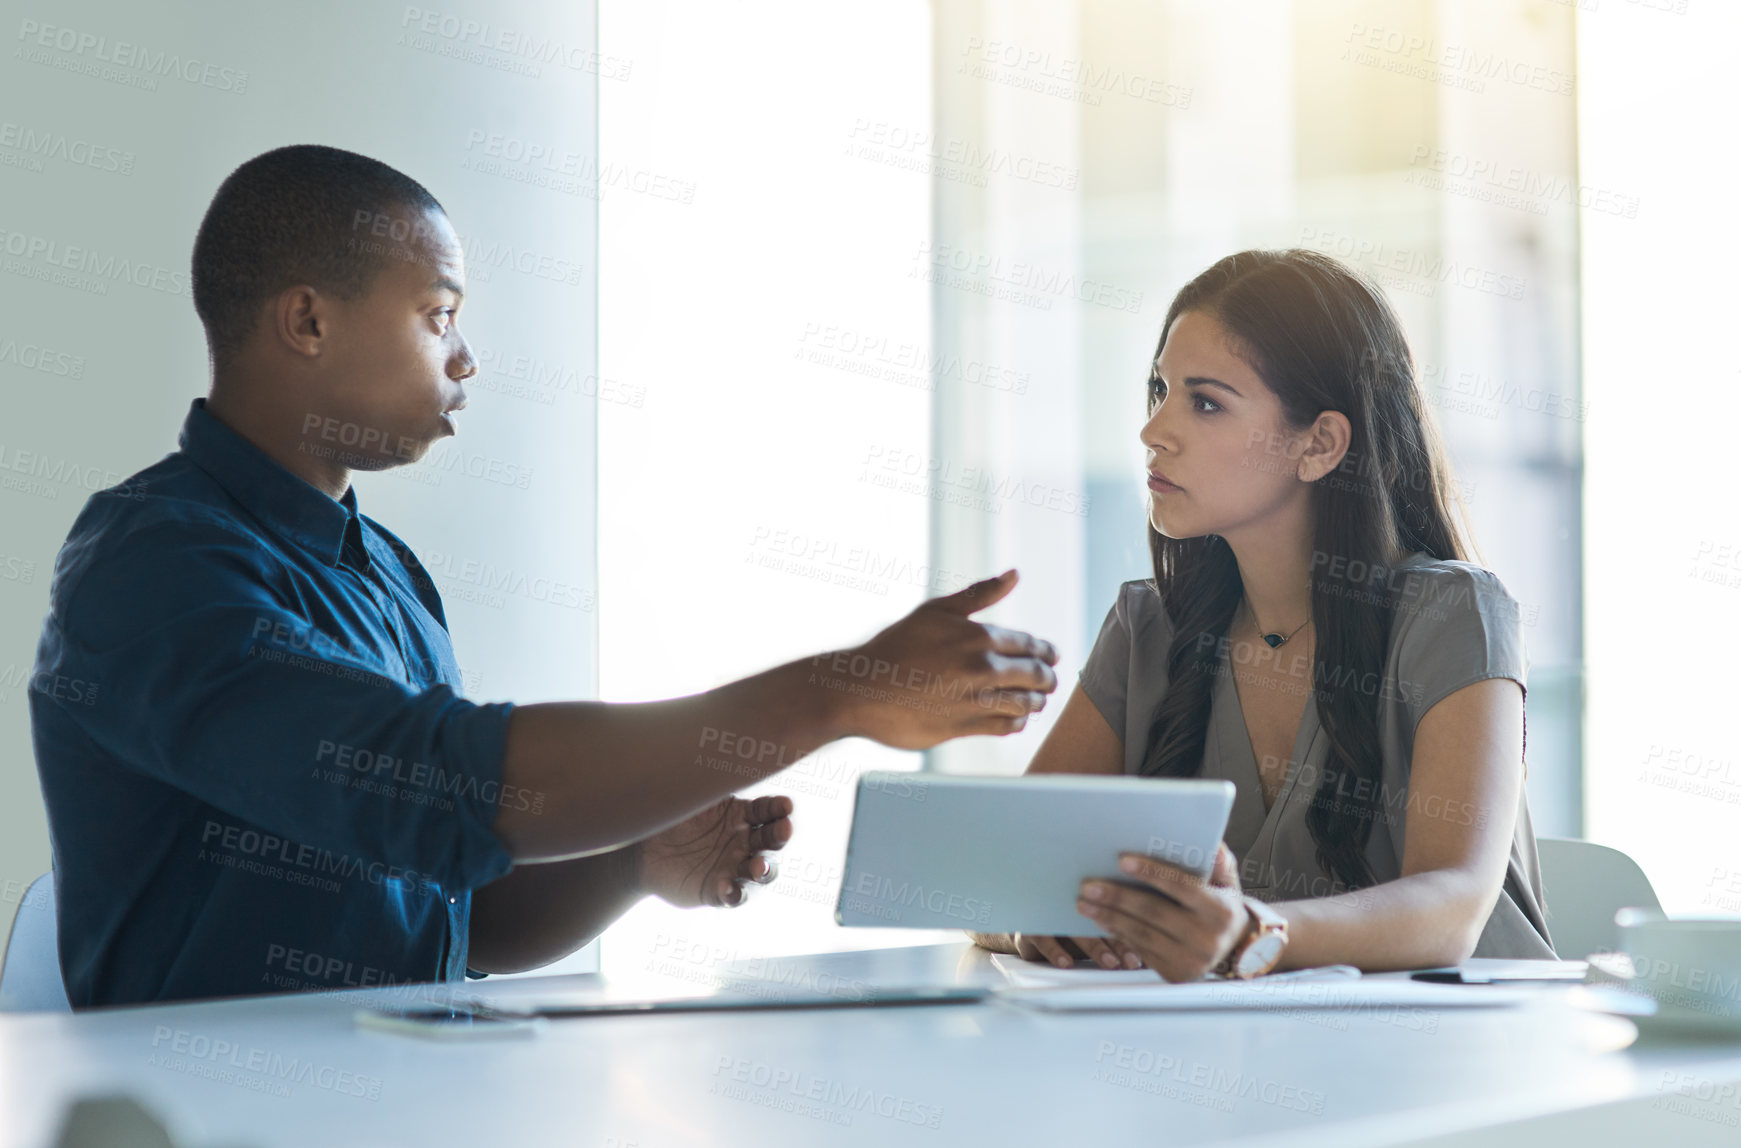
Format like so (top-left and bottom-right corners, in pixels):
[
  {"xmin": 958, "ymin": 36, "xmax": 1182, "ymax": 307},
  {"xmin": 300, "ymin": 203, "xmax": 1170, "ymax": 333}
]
[{"xmin": 638, "ymin": 794, "xmax": 793, "ymax": 908}]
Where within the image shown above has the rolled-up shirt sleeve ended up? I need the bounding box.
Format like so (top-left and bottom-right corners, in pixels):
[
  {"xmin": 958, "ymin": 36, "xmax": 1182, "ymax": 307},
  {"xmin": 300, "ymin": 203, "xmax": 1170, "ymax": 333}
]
[{"xmin": 34, "ymin": 511, "xmax": 515, "ymax": 892}]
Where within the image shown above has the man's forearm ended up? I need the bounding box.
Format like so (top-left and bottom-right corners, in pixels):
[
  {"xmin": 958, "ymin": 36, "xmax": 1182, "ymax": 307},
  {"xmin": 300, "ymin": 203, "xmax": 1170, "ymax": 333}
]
[
  {"xmin": 494, "ymin": 656, "xmax": 846, "ymax": 862},
  {"xmin": 467, "ymin": 845, "xmax": 646, "ymax": 974},
  {"xmin": 491, "ymin": 571, "xmax": 1062, "ymax": 862}
]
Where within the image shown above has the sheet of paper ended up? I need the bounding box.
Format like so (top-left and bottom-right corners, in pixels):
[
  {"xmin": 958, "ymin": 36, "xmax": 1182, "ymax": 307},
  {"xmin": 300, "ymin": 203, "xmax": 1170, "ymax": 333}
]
[
  {"xmin": 990, "ymin": 954, "xmax": 1166, "ymax": 988},
  {"xmin": 989, "ymin": 954, "xmax": 1362, "ymax": 989},
  {"xmin": 1456, "ymin": 958, "xmax": 1588, "ymax": 981},
  {"xmin": 994, "ymin": 977, "xmax": 1537, "ymax": 1012}
]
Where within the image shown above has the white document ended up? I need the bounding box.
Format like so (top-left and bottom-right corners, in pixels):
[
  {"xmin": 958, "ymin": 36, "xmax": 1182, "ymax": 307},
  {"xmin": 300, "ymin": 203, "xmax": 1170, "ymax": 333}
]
[
  {"xmin": 993, "ymin": 976, "xmax": 1536, "ymax": 1012},
  {"xmin": 990, "ymin": 953, "xmax": 1362, "ymax": 989},
  {"xmin": 991, "ymin": 953, "xmax": 1170, "ymax": 988},
  {"xmin": 1453, "ymin": 958, "xmax": 1588, "ymax": 982}
]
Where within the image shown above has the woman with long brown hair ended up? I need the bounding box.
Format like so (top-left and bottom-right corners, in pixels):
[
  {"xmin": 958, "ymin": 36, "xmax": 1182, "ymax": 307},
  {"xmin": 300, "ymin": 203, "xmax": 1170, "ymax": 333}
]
[{"xmin": 973, "ymin": 249, "xmax": 1554, "ymax": 979}]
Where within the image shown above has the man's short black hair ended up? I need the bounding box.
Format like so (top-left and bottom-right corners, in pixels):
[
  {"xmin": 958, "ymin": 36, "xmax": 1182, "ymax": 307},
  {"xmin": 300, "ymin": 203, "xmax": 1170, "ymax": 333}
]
[{"xmin": 191, "ymin": 144, "xmax": 444, "ymax": 366}]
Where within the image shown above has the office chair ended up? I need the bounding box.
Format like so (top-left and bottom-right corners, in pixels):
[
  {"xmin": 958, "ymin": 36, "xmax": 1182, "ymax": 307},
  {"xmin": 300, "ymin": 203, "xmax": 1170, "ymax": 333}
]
[
  {"xmin": 0, "ymin": 870, "xmax": 72, "ymax": 1012},
  {"xmin": 1535, "ymin": 837, "xmax": 1663, "ymax": 960}
]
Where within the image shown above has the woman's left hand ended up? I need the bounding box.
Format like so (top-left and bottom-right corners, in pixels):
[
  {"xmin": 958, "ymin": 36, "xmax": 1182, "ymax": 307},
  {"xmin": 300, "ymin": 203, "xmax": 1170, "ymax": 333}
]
[{"xmin": 1076, "ymin": 842, "xmax": 1251, "ymax": 982}]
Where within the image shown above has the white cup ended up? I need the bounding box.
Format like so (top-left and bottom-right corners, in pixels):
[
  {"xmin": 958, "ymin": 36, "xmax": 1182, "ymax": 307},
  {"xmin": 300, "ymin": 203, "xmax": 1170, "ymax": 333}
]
[{"xmin": 1616, "ymin": 908, "xmax": 1741, "ymax": 1030}]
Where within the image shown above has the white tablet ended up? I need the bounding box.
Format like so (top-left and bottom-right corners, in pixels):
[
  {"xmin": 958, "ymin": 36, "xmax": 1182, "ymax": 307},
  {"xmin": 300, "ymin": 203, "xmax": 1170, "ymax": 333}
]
[{"xmin": 834, "ymin": 772, "xmax": 1236, "ymax": 936}]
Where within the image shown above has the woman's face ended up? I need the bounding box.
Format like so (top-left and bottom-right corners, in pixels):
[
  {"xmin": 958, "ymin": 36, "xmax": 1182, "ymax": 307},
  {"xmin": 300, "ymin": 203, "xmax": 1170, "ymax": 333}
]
[{"xmin": 1140, "ymin": 309, "xmax": 1315, "ymax": 541}]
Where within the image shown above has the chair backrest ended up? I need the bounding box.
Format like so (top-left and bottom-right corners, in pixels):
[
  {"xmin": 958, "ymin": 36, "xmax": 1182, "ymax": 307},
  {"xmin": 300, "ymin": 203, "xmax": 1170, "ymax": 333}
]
[
  {"xmin": 1535, "ymin": 837, "xmax": 1663, "ymax": 960},
  {"xmin": 0, "ymin": 870, "xmax": 72, "ymax": 1012}
]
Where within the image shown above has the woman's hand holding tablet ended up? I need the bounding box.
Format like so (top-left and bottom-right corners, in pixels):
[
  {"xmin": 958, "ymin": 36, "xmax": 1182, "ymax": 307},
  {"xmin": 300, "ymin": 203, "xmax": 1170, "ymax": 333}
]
[
  {"xmin": 1012, "ymin": 931, "xmax": 1147, "ymax": 971},
  {"xmin": 1072, "ymin": 842, "xmax": 1255, "ymax": 982}
]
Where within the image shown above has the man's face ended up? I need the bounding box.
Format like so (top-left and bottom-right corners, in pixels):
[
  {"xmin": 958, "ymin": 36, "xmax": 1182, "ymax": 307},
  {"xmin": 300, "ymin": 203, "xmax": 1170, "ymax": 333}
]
[{"xmin": 297, "ymin": 206, "xmax": 474, "ymax": 470}]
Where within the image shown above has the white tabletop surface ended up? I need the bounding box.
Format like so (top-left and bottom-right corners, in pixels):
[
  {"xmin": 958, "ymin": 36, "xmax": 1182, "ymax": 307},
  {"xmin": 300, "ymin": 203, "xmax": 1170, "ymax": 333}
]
[{"xmin": 4, "ymin": 942, "xmax": 1740, "ymax": 1148}]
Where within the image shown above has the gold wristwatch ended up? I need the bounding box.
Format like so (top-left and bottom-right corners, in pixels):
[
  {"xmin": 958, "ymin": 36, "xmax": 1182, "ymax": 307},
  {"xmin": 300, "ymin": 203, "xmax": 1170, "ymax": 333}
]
[{"xmin": 1217, "ymin": 896, "xmax": 1289, "ymax": 979}]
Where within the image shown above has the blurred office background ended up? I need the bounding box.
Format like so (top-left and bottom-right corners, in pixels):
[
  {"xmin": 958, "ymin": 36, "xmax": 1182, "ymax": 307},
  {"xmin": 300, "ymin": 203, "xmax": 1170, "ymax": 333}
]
[
  {"xmin": 2, "ymin": 0, "xmax": 1735, "ymax": 978},
  {"xmin": 594, "ymin": 0, "xmax": 1738, "ymax": 977}
]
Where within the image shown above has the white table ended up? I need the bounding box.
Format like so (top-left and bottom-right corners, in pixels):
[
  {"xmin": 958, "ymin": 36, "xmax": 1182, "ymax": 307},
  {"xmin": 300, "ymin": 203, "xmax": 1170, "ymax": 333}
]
[{"xmin": 4, "ymin": 943, "xmax": 1739, "ymax": 1148}]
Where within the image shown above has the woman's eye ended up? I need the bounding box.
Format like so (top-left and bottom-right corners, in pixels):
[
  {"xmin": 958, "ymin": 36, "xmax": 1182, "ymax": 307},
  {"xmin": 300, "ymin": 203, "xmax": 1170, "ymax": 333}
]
[{"xmin": 1194, "ymin": 395, "xmax": 1221, "ymax": 413}]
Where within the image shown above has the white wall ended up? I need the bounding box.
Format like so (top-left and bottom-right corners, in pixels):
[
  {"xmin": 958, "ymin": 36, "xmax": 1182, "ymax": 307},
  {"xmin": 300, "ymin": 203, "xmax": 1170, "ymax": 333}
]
[
  {"xmin": 926, "ymin": 0, "xmax": 1091, "ymax": 779},
  {"xmin": 595, "ymin": 0, "xmax": 951, "ymax": 980},
  {"xmin": 1580, "ymin": 0, "xmax": 1741, "ymax": 913},
  {"xmin": 0, "ymin": 0, "xmax": 598, "ymax": 971}
]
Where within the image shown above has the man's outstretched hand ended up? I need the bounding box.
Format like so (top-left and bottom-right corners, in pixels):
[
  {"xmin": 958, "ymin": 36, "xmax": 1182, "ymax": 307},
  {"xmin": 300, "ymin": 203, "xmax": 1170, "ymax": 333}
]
[
  {"xmin": 639, "ymin": 794, "xmax": 793, "ymax": 908},
  {"xmin": 820, "ymin": 569, "xmax": 1060, "ymax": 750}
]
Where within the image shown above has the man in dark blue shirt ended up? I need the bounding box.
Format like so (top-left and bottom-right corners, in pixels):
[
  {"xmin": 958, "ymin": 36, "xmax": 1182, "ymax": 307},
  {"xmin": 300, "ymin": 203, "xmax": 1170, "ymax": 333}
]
[{"xmin": 29, "ymin": 145, "xmax": 1058, "ymax": 1007}]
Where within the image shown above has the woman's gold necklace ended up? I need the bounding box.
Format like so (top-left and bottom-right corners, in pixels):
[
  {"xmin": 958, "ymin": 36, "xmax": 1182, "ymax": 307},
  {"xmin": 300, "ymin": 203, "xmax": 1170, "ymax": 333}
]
[{"xmin": 1243, "ymin": 598, "xmax": 1310, "ymax": 649}]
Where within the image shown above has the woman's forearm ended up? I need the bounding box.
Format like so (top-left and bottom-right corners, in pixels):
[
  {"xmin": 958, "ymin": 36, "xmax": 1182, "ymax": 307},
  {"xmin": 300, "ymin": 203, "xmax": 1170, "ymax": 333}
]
[
  {"xmin": 968, "ymin": 931, "xmax": 1018, "ymax": 955},
  {"xmin": 1271, "ymin": 868, "xmax": 1492, "ymax": 971}
]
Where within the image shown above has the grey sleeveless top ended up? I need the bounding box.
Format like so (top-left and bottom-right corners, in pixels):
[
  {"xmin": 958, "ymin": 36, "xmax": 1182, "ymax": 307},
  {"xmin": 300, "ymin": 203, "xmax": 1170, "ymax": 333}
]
[{"xmin": 1078, "ymin": 552, "xmax": 1556, "ymax": 959}]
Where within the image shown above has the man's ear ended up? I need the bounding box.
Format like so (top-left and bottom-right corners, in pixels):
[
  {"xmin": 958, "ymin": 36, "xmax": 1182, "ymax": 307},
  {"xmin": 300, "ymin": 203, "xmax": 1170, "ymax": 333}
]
[
  {"xmin": 1296, "ymin": 411, "xmax": 1353, "ymax": 483},
  {"xmin": 271, "ymin": 285, "xmax": 328, "ymax": 360}
]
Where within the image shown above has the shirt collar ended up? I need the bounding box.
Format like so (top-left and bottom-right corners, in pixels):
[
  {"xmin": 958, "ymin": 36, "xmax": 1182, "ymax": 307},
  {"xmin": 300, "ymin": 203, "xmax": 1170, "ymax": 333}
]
[{"xmin": 178, "ymin": 397, "xmax": 362, "ymax": 568}]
